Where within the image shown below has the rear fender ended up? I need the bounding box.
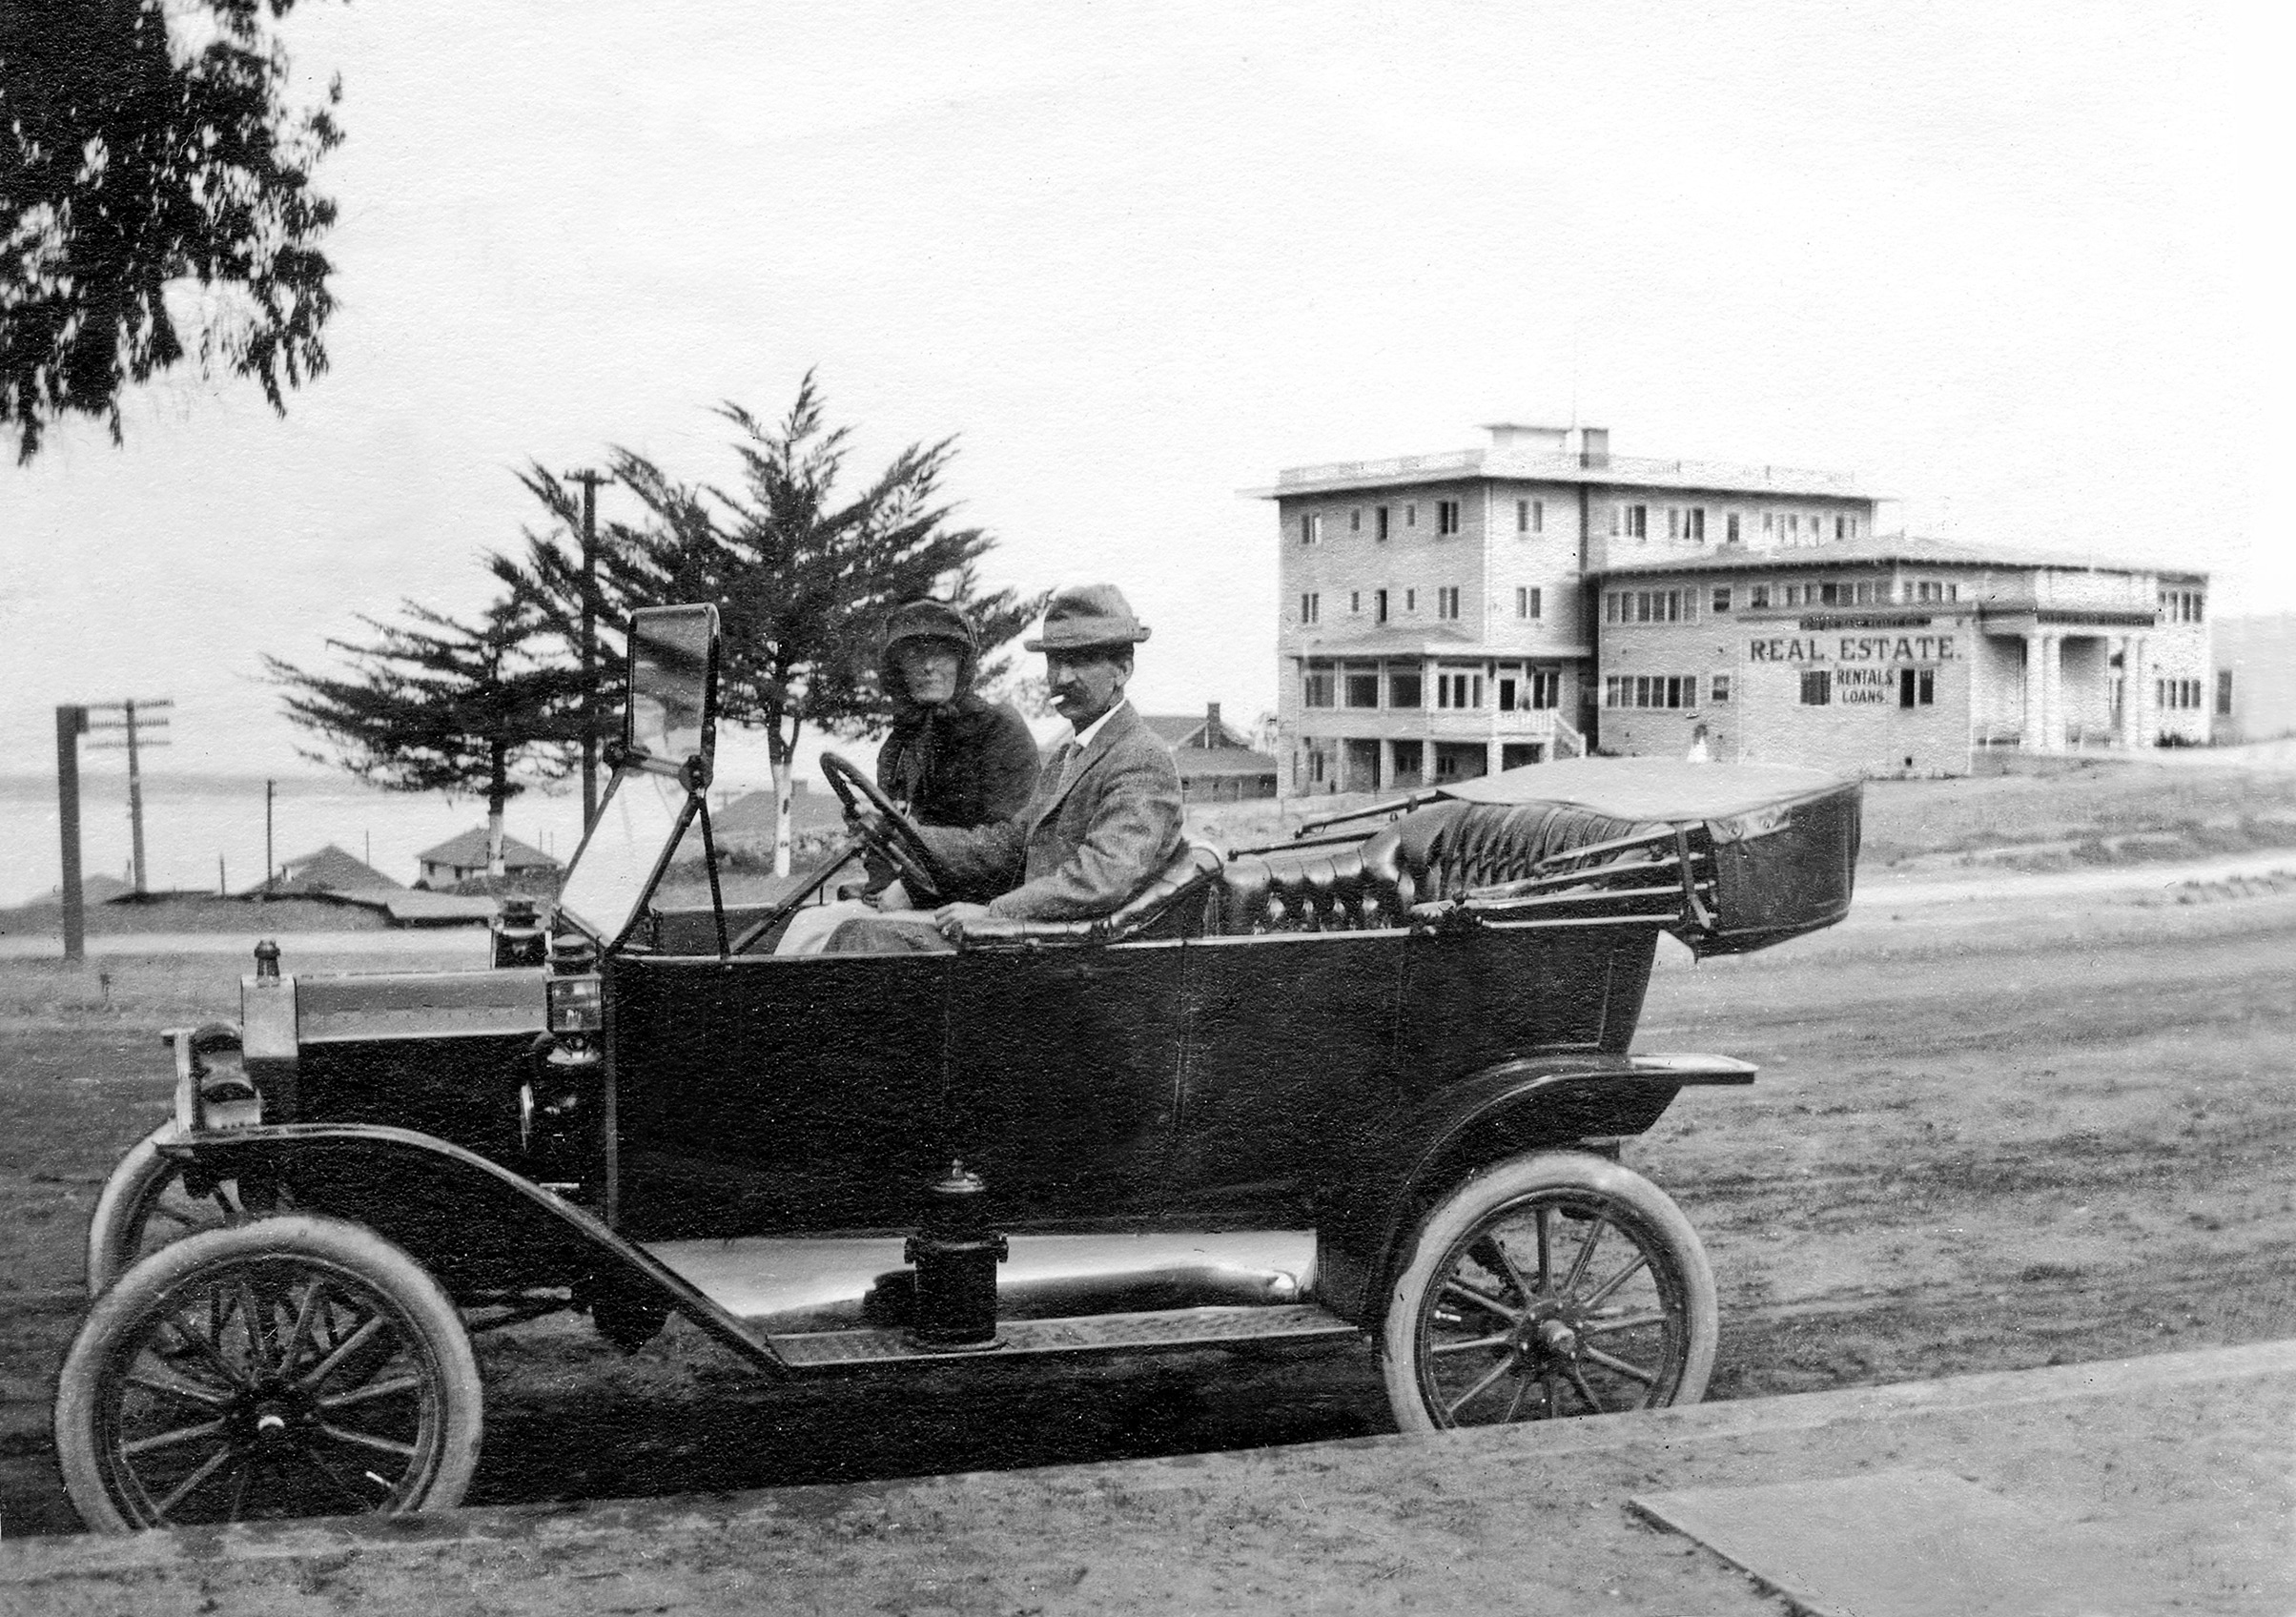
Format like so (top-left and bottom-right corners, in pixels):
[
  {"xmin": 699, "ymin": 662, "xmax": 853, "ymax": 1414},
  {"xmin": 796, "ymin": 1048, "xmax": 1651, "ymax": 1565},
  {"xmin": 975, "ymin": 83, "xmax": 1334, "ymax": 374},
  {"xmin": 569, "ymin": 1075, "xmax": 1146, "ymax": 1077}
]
[
  {"xmin": 1312, "ymin": 1053, "xmax": 1753, "ymax": 1323},
  {"xmin": 161, "ymin": 1123, "xmax": 784, "ymax": 1374}
]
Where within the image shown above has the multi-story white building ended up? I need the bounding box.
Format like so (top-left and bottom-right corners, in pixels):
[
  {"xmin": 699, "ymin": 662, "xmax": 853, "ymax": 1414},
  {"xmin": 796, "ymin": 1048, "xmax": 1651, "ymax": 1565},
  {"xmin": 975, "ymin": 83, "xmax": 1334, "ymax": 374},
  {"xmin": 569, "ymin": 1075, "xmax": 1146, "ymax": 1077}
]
[{"xmin": 1261, "ymin": 423, "xmax": 2209, "ymax": 788}]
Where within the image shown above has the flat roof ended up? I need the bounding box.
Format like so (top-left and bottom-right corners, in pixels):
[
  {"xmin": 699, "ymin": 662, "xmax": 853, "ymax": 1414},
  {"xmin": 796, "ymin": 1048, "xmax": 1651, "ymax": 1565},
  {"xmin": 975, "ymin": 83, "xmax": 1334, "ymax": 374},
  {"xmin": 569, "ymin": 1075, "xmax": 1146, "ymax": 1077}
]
[
  {"xmin": 1248, "ymin": 446, "xmax": 1881, "ymax": 501},
  {"xmin": 1593, "ymin": 534, "xmax": 2205, "ymax": 581}
]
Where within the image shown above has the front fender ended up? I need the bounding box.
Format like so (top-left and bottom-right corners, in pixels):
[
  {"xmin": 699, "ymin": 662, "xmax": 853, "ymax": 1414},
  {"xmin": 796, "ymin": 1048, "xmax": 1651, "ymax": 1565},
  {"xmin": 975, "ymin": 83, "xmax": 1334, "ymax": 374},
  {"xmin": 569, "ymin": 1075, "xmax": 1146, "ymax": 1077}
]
[
  {"xmin": 161, "ymin": 1123, "xmax": 785, "ymax": 1374},
  {"xmin": 1311, "ymin": 1053, "xmax": 1753, "ymax": 1323}
]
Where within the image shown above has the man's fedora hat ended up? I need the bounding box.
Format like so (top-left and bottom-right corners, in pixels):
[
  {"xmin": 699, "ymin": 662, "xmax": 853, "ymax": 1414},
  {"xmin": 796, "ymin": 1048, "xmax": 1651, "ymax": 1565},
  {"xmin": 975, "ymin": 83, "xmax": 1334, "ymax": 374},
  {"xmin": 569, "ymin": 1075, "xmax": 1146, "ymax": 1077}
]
[{"xmin": 1024, "ymin": 583, "xmax": 1152, "ymax": 651}]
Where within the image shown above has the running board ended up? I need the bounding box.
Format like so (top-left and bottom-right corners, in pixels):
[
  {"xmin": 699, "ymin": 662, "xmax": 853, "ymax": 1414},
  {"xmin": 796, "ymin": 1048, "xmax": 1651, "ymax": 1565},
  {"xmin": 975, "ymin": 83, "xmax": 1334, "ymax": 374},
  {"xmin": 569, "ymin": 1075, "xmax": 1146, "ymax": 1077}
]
[{"xmin": 764, "ymin": 1302, "xmax": 1361, "ymax": 1372}]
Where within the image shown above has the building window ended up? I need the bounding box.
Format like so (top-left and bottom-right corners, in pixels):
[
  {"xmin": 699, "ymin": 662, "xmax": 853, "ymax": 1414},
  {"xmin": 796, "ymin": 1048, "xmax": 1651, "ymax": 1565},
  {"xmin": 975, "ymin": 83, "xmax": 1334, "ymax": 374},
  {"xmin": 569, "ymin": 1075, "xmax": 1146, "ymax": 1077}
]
[
  {"xmin": 2157, "ymin": 677, "xmax": 2204, "ymax": 710},
  {"xmin": 1496, "ymin": 669, "xmax": 1520, "ymax": 711},
  {"xmin": 1343, "ymin": 666, "xmax": 1381, "ymax": 708},
  {"xmin": 1404, "ymin": 588, "xmax": 1417, "ymax": 612},
  {"xmin": 2160, "ymin": 588, "xmax": 2204, "ymax": 624},
  {"xmin": 1516, "ymin": 585, "xmax": 1542, "ymax": 620},
  {"xmin": 1603, "ymin": 675, "xmax": 1696, "ymax": 709},
  {"xmin": 1388, "ymin": 666, "xmax": 1422, "ymax": 708},
  {"xmin": 1669, "ymin": 507, "xmax": 1705, "ymax": 543},
  {"xmin": 1436, "ymin": 669, "xmax": 1484, "ymax": 709},
  {"xmin": 1712, "ymin": 585, "xmax": 1732, "ymax": 613},
  {"xmin": 1835, "ymin": 515, "xmax": 1848, "ymax": 540},
  {"xmin": 1763, "ymin": 511, "xmax": 1774, "ymax": 534},
  {"xmin": 1799, "ymin": 669, "xmax": 1832, "ymax": 706},
  {"xmin": 1437, "ymin": 585, "xmax": 1461, "ymax": 620},
  {"xmin": 1897, "ymin": 666, "xmax": 1936, "ymax": 707},
  {"xmin": 1376, "ymin": 506, "xmax": 1390, "ymax": 542},
  {"xmin": 1604, "ymin": 588, "xmax": 1693, "ymax": 624},
  {"xmin": 1375, "ymin": 587, "xmax": 1389, "ymax": 624},
  {"xmin": 1405, "ymin": 503, "xmax": 1418, "ymax": 528},
  {"xmin": 1301, "ymin": 513, "xmax": 1322, "ymax": 545},
  {"xmin": 1302, "ymin": 665, "xmax": 1334, "ymax": 707},
  {"xmin": 1750, "ymin": 583, "xmax": 1770, "ymax": 608},
  {"xmin": 2217, "ymin": 669, "xmax": 2234, "ymax": 717},
  {"xmin": 1530, "ymin": 668, "xmax": 1561, "ymax": 708},
  {"xmin": 1623, "ymin": 503, "xmax": 1648, "ymax": 540},
  {"xmin": 1350, "ymin": 508, "xmax": 1362, "ymax": 533},
  {"xmin": 1854, "ymin": 582, "xmax": 1874, "ymax": 604},
  {"xmin": 1517, "ymin": 499, "xmax": 1544, "ymax": 534},
  {"xmin": 1299, "ymin": 592, "xmax": 1320, "ymax": 624},
  {"xmin": 1349, "ymin": 590, "xmax": 1361, "ymax": 614},
  {"xmin": 1437, "ymin": 500, "xmax": 1461, "ymax": 536},
  {"xmin": 1711, "ymin": 674, "xmax": 1732, "ymax": 705},
  {"xmin": 1727, "ymin": 512, "xmax": 1741, "ymax": 544}
]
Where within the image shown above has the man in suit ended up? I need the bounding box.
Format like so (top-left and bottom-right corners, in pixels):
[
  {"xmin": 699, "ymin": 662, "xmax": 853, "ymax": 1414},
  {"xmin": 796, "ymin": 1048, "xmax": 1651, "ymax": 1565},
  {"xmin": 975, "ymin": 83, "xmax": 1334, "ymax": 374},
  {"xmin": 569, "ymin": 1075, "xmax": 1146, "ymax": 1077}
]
[{"xmin": 825, "ymin": 583, "xmax": 1182, "ymax": 952}]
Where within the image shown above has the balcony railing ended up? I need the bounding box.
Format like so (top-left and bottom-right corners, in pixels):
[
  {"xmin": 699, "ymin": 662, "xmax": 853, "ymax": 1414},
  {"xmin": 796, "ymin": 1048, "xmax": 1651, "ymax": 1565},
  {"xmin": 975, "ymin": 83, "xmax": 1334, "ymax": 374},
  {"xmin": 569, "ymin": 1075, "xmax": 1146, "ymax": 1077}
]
[{"xmin": 1277, "ymin": 448, "xmax": 1860, "ymax": 496}]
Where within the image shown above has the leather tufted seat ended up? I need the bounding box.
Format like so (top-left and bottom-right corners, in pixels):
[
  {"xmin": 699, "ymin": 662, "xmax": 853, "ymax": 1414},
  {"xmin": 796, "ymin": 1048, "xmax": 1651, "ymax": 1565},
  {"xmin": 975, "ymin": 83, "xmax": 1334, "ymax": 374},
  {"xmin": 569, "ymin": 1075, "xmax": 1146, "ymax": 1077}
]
[
  {"xmin": 955, "ymin": 842, "xmax": 1227, "ymax": 948},
  {"xmin": 1215, "ymin": 800, "xmax": 1649, "ymax": 934}
]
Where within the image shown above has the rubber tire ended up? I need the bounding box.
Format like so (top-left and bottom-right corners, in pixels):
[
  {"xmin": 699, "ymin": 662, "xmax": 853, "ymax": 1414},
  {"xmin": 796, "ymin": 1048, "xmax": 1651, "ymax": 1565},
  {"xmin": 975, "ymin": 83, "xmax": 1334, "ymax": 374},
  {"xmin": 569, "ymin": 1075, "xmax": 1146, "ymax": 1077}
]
[
  {"xmin": 56, "ymin": 1215, "xmax": 483, "ymax": 1532},
  {"xmin": 86, "ymin": 1123, "xmax": 283, "ymax": 1298},
  {"xmin": 1379, "ymin": 1150, "xmax": 1718, "ymax": 1434}
]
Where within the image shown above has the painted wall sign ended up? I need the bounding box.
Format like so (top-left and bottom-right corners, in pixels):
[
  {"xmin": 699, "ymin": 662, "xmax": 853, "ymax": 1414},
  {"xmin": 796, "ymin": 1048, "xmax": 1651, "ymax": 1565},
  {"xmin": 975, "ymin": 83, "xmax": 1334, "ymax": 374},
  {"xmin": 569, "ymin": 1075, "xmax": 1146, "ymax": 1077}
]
[{"xmin": 1747, "ymin": 635, "xmax": 1956, "ymax": 665}]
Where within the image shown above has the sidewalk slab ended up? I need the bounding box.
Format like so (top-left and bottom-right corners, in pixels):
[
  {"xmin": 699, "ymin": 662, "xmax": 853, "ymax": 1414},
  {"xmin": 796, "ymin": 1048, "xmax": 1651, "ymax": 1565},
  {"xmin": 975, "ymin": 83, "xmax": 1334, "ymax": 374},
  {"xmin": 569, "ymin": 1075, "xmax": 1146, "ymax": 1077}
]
[{"xmin": 3, "ymin": 1341, "xmax": 2288, "ymax": 1615}]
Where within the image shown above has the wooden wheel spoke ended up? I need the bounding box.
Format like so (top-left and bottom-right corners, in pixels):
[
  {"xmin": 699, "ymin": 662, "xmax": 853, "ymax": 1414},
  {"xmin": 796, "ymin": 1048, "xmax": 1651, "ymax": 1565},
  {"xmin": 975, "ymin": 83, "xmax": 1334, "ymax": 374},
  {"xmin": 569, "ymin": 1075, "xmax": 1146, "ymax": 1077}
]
[
  {"xmin": 1581, "ymin": 1344, "xmax": 1660, "ymax": 1386},
  {"xmin": 1427, "ymin": 1331, "xmax": 1514, "ymax": 1358},
  {"xmin": 298, "ymin": 1446, "xmax": 382, "ymax": 1509},
  {"xmin": 1564, "ymin": 1363, "xmax": 1609, "ymax": 1415},
  {"xmin": 1580, "ymin": 1251, "xmax": 1650, "ymax": 1310},
  {"xmin": 1472, "ymin": 1231, "xmax": 1536, "ymax": 1309},
  {"xmin": 1441, "ymin": 1277, "xmax": 1524, "ymax": 1325},
  {"xmin": 151, "ymin": 1445, "xmax": 237, "ymax": 1520},
  {"xmin": 315, "ymin": 1421, "xmax": 418, "ymax": 1461},
  {"xmin": 235, "ymin": 1279, "xmax": 273, "ymax": 1375},
  {"xmin": 296, "ymin": 1314, "xmax": 386, "ymax": 1393},
  {"xmin": 316, "ymin": 1374, "xmax": 422, "ymax": 1413},
  {"xmin": 1559, "ymin": 1216, "xmax": 1607, "ymax": 1296},
  {"xmin": 1579, "ymin": 1309, "xmax": 1671, "ymax": 1339},
  {"xmin": 1443, "ymin": 1354, "xmax": 1520, "ymax": 1423},
  {"xmin": 278, "ymin": 1281, "xmax": 328, "ymax": 1376},
  {"xmin": 159, "ymin": 1309, "xmax": 253, "ymax": 1391},
  {"xmin": 1534, "ymin": 1206, "xmax": 1554, "ymax": 1294},
  {"xmin": 125, "ymin": 1371, "xmax": 231, "ymax": 1410},
  {"xmin": 120, "ymin": 1416, "xmax": 228, "ymax": 1459}
]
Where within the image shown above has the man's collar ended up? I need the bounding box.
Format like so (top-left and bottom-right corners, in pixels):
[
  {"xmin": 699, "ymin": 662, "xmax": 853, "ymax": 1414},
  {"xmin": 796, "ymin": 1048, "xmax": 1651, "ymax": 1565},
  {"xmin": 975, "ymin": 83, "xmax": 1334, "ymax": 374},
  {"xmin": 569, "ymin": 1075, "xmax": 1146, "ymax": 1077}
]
[{"xmin": 1070, "ymin": 696, "xmax": 1130, "ymax": 754}]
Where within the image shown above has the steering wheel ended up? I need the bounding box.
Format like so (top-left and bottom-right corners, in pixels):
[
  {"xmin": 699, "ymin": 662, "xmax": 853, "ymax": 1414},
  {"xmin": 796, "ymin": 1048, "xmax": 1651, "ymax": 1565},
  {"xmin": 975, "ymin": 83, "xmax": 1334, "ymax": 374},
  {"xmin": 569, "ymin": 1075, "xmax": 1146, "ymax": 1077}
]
[{"xmin": 819, "ymin": 751, "xmax": 954, "ymax": 904}]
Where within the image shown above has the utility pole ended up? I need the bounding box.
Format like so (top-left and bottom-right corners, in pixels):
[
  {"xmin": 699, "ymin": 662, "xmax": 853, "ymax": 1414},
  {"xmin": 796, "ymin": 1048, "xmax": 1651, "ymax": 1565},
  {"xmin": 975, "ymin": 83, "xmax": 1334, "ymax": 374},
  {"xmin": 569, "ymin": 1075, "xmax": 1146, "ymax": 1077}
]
[
  {"xmin": 84, "ymin": 699, "xmax": 172, "ymax": 893},
  {"xmin": 564, "ymin": 466, "xmax": 614, "ymax": 831},
  {"xmin": 55, "ymin": 706, "xmax": 88, "ymax": 960}
]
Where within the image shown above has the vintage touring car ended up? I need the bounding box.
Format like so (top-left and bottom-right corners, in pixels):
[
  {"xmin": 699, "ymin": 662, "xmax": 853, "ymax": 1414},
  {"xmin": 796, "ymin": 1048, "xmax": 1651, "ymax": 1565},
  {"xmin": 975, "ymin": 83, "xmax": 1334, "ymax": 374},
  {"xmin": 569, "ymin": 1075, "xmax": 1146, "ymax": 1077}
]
[{"xmin": 56, "ymin": 604, "xmax": 1859, "ymax": 1530}]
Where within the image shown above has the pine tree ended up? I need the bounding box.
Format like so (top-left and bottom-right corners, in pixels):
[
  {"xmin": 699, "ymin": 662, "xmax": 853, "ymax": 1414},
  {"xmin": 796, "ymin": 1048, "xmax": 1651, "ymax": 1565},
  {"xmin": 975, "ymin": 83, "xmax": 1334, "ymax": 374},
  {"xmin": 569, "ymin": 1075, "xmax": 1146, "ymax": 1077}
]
[
  {"xmin": 2, "ymin": 0, "xmax": 343, "ymax": 461},
  {"xmin": 265, "ymin": 595, "xmax": 585, "ymax": 881},
  {"xmin": 495, "ymin": 373, "xmax": 1042, "ymax": 874}
]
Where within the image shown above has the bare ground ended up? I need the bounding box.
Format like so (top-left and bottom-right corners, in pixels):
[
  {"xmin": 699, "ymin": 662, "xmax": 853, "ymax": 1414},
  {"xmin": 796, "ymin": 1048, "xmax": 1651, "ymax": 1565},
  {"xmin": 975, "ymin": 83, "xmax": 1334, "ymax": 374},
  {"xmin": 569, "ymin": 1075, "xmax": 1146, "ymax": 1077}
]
[{"xmin": 2, "ymin": 761, "xmax": 2293, "ymax": 1536}]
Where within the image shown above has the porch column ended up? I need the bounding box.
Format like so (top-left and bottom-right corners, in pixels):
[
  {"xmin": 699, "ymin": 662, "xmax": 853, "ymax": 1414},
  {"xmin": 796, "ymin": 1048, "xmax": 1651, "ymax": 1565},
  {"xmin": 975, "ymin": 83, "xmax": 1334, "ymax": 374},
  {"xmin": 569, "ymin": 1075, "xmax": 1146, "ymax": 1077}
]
[
  {"xmin": 1420, "ymin": 739, "xmax": 1435, "ymax": 782},
  {"xmin": 2042, "ymin": 631, "xmax": 2064, "ymax": 750},
  {"xmin": 1378, "ymin": 738, "xmax": 1396, "ymax": 790},
  {"xmin": 2021, "ymin": 632, "xmax": 2046, "ymax": 751},
  {"xmin": 2129, "ymin": 634, "xmax": 2154, "ymax": 748},
  {"xmin": 1486, "ymin": 738, "xmax": 1505, "ymax": 777}
]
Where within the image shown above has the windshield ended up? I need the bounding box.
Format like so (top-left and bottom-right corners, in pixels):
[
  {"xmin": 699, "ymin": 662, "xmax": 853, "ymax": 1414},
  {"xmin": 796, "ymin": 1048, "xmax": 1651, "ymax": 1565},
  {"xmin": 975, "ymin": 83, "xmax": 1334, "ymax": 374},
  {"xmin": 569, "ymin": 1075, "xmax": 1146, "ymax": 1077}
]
[
  {"xmin": 554, "ymin": 604, "xmax": 718, "ymax": 948},
  {"xmin": 554, "ymin": 768, "xmax": 691, "ymax": 947}
]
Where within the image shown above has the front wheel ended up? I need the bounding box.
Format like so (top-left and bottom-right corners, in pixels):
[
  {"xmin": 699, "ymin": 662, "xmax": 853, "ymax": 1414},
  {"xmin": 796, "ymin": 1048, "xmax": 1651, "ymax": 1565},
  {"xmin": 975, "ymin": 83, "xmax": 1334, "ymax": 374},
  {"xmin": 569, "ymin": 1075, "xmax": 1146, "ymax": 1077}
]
[
  {"xmin": 1380, "ymin": 1151, "xmax": 1717, "ymax": 1433},
  {"xmin": 86, "ymin": 1124, "xmax": 282, "ymax": 1298},
  {"xmin": 55, "ymin": 1216, "xmax": 483, "ymax": 1531}
]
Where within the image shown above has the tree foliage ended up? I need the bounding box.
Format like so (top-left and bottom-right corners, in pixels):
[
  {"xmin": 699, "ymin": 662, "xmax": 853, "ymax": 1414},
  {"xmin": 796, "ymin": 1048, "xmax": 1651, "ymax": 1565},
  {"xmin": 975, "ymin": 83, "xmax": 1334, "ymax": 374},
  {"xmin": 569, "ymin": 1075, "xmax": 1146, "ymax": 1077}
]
[
  {"xmin": 264, "ymin": 595, "xmax": 585, "ymax": 874},
  {"xmin": 1, "ymin": 0, "xmax": 342, "ymax": 461},
  {"xmin": 493, "ymin": 373, "xmax": 1044, "ymax": 870}
]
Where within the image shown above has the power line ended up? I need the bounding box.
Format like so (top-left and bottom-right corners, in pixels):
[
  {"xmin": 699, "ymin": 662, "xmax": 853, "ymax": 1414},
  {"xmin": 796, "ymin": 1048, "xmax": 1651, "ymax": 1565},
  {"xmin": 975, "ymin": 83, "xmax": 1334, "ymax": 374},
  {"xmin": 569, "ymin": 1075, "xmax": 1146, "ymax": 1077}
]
[{"xmin": 83, "ymin": 697, "xmax": 172, "ymax": 894}]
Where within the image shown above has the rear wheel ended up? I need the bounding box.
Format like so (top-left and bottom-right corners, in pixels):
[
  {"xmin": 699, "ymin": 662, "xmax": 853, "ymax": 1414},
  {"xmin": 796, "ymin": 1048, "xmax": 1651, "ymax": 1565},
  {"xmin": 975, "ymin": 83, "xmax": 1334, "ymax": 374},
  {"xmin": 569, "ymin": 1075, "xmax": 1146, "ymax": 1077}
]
[
  {"xmin": 1380, "ymin": 1151, "xmax": 1716, "ymax": 1432},
  {"xmin": 56, "ymin": 1216, "xmax": 482, "ymax": 1531},
  {"xmin": 86, "ymin": 1125, "xmax": 282, "ymax": 1298}
]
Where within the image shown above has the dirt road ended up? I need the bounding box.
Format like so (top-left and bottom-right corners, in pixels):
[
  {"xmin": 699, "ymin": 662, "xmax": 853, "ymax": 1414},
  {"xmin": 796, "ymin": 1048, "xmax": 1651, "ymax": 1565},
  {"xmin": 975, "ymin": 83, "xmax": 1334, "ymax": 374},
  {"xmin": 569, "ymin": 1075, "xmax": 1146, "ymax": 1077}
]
[{"xmin": 3, "ymin": 866, "xmax": 2291, "ymax": 1537}]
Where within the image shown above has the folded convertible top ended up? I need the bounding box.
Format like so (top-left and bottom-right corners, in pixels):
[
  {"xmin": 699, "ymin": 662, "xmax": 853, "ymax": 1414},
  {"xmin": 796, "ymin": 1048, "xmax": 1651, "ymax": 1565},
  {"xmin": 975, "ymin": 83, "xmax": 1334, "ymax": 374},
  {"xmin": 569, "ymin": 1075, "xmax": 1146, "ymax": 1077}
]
[{"xmin": 1423, "ymin": 758, "xmax": 1862, "ymax": 955}]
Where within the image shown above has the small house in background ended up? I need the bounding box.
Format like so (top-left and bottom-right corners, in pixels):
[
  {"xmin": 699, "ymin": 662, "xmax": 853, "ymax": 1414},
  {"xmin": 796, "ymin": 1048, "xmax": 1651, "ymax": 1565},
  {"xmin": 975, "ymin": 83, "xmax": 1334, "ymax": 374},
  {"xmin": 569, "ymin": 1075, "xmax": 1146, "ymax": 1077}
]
[
  {"xmin": 267, "ymin": 844, "xmax": 402, "ymax": 896},
  {"xmin": 415, "ymin": 829, "xmax": 559, "ymax": 889},
  {"xmin": 1142, "ymin": 704, "xmax": 1281, "ymax": 802}
]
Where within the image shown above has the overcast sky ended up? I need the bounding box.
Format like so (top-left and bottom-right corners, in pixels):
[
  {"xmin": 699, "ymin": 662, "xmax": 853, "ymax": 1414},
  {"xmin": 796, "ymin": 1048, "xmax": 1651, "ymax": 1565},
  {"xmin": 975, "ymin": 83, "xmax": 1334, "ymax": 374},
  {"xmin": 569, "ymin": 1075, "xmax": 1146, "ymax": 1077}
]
[{"xmin": 3, "ymin": 0, "xmax": 2286, "ymax": 806}]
